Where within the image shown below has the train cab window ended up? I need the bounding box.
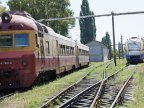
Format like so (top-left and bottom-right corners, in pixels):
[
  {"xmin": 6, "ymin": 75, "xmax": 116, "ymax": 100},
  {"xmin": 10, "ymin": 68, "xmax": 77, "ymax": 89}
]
[
  {"xmin": 0, "ymin": 35, "xmax": 12, "ymax": 47},
  {"xmin": 14, "ymin": 34, "xmax": 29, "ymax": 47},
  {"xmin": 45, "ymin": 41, "xmax": 50, "ymax": 55}
]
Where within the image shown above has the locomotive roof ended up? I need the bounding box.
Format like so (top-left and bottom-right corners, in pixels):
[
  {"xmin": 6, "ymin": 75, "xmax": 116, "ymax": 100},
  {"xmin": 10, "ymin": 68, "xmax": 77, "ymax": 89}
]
[{"xmin": 0, "ymin": 11, "xmax": 37, "ymax": 30}]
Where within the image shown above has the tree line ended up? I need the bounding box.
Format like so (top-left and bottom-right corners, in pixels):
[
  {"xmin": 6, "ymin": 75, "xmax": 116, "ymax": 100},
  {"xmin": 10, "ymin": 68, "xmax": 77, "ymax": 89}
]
[{"xmin": 0, "ymin": 0, "xmax": 112, "ymax": 59}]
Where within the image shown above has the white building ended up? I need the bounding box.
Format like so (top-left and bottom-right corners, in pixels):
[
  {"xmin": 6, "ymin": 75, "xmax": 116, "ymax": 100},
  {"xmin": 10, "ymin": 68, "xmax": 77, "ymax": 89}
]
[{"xmin": 86, "ymin": 40, "xmax": 109, "ymax": 62}]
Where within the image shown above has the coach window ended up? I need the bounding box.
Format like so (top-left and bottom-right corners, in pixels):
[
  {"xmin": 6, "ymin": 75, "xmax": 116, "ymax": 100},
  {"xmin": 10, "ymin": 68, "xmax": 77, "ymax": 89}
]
[
  {"xmin": 14, "ymin": 34, "xmax": 29, "ymax": 47},
  {"xmin": 71, "ymin": 47, "xmax": 73, "ymax": 55},
  {"xmin": 68, "ymin": 46, "xmax": 70, "ymax": 55},
  {"xmin": 70, "ymin": 47, "xmax": 71, "ymax": 55},
  {"xmin": 0, "ymin": 35, "xmax": 12, "ymax": 47},
  {"xmin": 59, "ymin": 45, "xmax": 61, "ymax": 55},
  {"xmin": 72, "ymin": 47, "xmax": 74, "ymax": 55},
  {"xmin": 60, "ymin": 45, "xmax": 62, "ymax": 55},
  {"xmin": 61, "ymin": 45, "xmax": 63, "ymax": 55},
  {"xmin": 79, "ymin": 49, "xmax": 81, "ymax": 55},
  {"xmin": 45, "ymin": 41, "xmax": 49, "ymax": 55},
  {"xmin": 65, "ymin": 46, "xmax": 67, "ymax": 55},
  {"xmin": 66, "ymin": 46, "xmax": 68, "ymax": 55},
  {"xmin": 67, "ymin": 46, "xmax": 69, "ymax": 55},
  {"xmin": 63, "ymin": 45, "xmax": 65, "ymax": 55}
]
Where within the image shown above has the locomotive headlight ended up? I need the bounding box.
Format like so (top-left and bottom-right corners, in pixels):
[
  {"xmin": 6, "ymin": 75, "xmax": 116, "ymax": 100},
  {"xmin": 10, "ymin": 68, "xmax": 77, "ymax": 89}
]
[
  {"xmin": 1, "ymin": 12, "xmax": 12, "ymax": 23},
  {"xmin": 4, "ymin": 16, "xmax": 9, "ymax": 20},
  {"xmin": 21, "ymin": 59, "xmax": 28, "ymax": 67}
]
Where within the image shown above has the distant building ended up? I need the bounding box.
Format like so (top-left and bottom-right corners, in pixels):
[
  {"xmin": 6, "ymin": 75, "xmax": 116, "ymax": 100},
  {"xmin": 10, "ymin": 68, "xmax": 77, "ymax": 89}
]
[{"xmin": 86, "ymin": 40, "xmax": 109, "ymax": 62}]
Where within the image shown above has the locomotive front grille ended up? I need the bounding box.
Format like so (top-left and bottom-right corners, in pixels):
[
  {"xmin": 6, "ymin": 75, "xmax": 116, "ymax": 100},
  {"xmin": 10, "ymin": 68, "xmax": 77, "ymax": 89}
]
[
  {"xmin": 0, "ymin": 70, "xmax": 18, "ymax": 78},
  {"xmin": 130, "ymin": 55, "xmax": 140, "ymax": 59},
  {"xmin": 0, "ymin": 80, "xmax": 20, "ymax": 88}
]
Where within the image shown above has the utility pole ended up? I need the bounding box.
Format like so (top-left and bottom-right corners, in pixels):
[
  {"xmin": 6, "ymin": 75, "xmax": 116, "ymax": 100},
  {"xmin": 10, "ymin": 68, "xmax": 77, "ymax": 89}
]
[
  {"xmin": 111, "ymin": 11, "xmax": 117, "ymax": 66},
  {"xmin": 121, "ymin": 35, "xmax": 124, "ymax": 59}
]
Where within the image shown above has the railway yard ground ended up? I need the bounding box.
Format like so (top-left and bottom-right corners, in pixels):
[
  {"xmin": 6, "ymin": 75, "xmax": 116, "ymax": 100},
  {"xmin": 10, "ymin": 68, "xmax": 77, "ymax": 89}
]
[{"xmin": 0, "ymin": 59, "xmax": 144, "ymax": 108}]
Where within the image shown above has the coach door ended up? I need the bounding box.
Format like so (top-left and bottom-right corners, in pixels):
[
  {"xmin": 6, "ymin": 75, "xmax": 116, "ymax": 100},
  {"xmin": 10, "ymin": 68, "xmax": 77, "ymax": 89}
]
[
  {"xmin": 40, "ymin": 38, "xmax": 45, "ymax": 66},
  {"xmin": 75, "ymin": 46, "xmax": 79, "ymax": 68},
  {"xmin": 52, "ymin": 40, "xmax": 59, "ymax": 70}
]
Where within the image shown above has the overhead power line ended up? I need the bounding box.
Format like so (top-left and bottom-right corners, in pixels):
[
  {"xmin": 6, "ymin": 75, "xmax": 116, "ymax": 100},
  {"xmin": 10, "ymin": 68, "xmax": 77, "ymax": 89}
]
[
  {"xmin": 37, "ymin": 11, "xmax": 144, "ymax": 22},
  {"xmin": 37, "ymin": 14, "xmax": 111, "ymax": 22}
]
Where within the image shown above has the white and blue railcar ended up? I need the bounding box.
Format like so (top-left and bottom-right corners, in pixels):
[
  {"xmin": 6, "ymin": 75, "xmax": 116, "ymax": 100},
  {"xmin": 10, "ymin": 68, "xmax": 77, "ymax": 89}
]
[{"xmin": 125, "ymin": 37, "xmax": 144, "ymax": 63}]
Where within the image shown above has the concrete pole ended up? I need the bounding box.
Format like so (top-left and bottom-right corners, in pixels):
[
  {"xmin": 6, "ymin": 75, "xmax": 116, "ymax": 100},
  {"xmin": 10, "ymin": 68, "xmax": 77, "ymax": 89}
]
[
  {"xmin": 111, "ymin": 11, "xmax": 117, "ymax": 66},
  {"xmin": 121, "ymin": 35, "xmax": 124, "ymax": 59}
]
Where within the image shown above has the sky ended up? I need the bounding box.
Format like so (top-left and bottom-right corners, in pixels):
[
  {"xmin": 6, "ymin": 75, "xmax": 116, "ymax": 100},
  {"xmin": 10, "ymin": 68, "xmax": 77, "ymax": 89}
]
[
  {"xmin": 69, "ymin": 0, "xmax": 144, "ymax": 44},
  {"xmin": 1, "ymin": 0, "xmax": 144, "ymax": 44}
]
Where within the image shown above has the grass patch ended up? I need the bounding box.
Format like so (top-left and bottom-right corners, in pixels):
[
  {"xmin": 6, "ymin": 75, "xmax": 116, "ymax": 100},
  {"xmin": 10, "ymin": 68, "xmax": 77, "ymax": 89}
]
[
  {"xmin": 0, "ymin": 59, "xmax": 129, "ymax": 108},
  {"xmin": 123, "ymin": 63, "xmax": 144, "ymax": 108}
]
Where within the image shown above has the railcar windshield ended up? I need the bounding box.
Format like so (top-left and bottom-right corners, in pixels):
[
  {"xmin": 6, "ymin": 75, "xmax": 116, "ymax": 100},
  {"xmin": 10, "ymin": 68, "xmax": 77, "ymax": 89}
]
[
  {"xmin": 0, "ymin": 35, "xmax": 12, "ymax": 47},
  {"xmin": 14, "ymin": 34, "xmax": 29, "ymax": 47},
  {"xmin": 128, "ymin": 42, "xmax": 141, "ymax": 51}
]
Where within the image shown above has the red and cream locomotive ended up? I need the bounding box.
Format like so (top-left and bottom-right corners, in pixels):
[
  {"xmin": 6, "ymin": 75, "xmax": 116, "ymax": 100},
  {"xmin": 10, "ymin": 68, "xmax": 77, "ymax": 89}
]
[{"xmin": 0, "ymin": 11, "xmax": 89, "ymax": 89}]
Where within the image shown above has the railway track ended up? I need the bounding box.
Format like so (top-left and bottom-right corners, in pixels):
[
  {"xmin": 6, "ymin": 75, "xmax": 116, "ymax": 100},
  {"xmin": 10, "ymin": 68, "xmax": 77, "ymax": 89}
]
[
  {"xmin": 39, "ymin": 62, "xmax": 112, "ymax": 108},
  {"xmin": 57, "ymin": 66, "xmax": 127, "ymax": 108},
  {"xmin": 110, "ymin": 71, "xmax": 135, "ymax": 108},
  {"xmin": 0, "ymin": 92, "xmax": 15, "ymax": 101},
  {"xmin": 39, "ymin": 65, "xmax": 135, "ymax": 108},
  {"xmin": 38, "ymin": 62, "xmax": 118, "ymax": 108},
  {"xmin": 92, "ymin": 70, "xmax": 135, "ymax": 108},
  {"xmin": 39, "ymin": 71, "xmax": 97, "ymax": 108}
]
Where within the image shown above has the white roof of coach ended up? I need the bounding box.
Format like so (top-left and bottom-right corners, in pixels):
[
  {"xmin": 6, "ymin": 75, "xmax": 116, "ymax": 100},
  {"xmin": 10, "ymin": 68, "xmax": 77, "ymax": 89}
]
[
  {"xmin": 76, "ymin": 41, "xmax": 89, "ymax": 51},
  {"xmin": 40, "ymin": 23, "xmax": 88, "ymax": 49},
  {"xmin": 44, "ymin": 25, "xmax": 76, "ymax": 43}
]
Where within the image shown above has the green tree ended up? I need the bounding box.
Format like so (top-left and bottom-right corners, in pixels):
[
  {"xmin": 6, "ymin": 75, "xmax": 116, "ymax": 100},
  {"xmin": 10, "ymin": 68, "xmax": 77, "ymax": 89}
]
[
  {"xmin": 0, "ymin": 1, "xmax": 6, "ymax": 13},
  {"xmin": 101, "ymin": 32, "xmax": 112, "ymax": 59},
  {"xmin": 7, "ymin": 0, "xmax": 75, "ymax": 36},
  {"xmin": 79, "ymin": 0, "xmax": 96, "ymax": 44}
]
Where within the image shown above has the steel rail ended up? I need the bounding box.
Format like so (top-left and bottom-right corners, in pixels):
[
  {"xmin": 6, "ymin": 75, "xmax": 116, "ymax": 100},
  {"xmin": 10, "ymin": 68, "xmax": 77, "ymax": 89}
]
[
  {"xmin": 90, "ymin": 80, "xmax": 104, "ymax": 108},
  {"xmin": 110, "ymin": 71, "xmax": 135, "ymax": 108},
  {"xmin": 0, "ymin": 93, "xmax": 15, "ymax": 101},
  {"xmin": 59, "ymin": 80, "xmax": 102, "ymax": 108},
  {"xmin": 39, "ymin": 72, "xmax": 91, "ymax": 108},
  {"xmin": 90, "ymin": 65, "xmax": 127, "ymax": 108}
]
